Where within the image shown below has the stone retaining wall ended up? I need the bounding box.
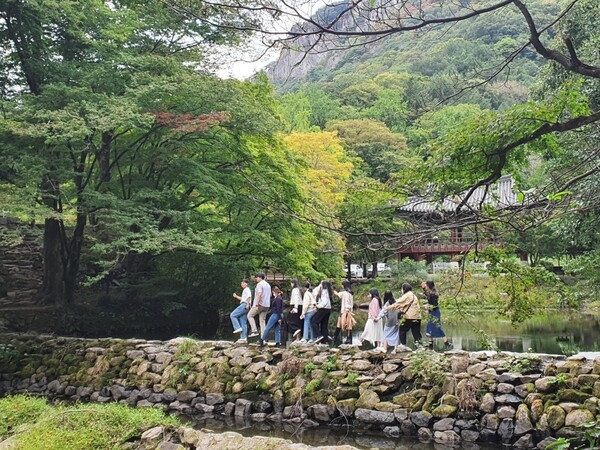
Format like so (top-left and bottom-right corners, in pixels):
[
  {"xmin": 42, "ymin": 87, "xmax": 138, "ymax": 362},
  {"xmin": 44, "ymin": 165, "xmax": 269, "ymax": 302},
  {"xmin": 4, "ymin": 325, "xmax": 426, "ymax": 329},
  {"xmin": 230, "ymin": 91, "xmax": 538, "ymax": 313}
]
[
  {"xmin": 1, "ymin": 333, "xmax": 600, "ymax": 449},
  {"xmin": 0, "ymin": 218, "xmax": 42, "ymax": 306}
]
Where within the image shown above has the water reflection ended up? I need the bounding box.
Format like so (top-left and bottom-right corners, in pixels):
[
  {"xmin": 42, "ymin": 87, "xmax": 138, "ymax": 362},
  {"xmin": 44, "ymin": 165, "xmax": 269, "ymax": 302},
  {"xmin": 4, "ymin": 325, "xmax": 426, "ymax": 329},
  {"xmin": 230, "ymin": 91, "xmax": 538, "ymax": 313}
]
[
  {"xmin": 219, "ymin": 310, "xmax": 600, "ymax": 356},
  {"xmin": 350, "ymin": 310, "xmax": 600, "ymax": 355},
  {"xmin": 442, "ymin": 310, "xmax": 600, "ymax": 355},
  {"xmin": 181, "ymin": 413, "xmax": 504, "ymax": 450}
]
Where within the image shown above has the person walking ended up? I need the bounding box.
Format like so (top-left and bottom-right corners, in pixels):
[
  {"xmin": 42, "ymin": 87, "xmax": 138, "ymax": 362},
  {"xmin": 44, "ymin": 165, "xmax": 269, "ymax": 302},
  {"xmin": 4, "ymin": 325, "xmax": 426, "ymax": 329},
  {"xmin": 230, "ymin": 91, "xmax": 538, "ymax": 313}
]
[
  {"xmin": 311, "ymin": 280, "xmax": 333, "ymax": 344},
  {"xmin": 387, "ymin": 283, "xmax": 422, "ymax": 347},
  {"xmin": 333, "ymin": 279, "xmax": 355, "ymax": 345},
  {"xmin": 422, "ymin": 280, "xmax": 452, "ymax": 350},
  {"xmin": 380, "ymin": 290, "xmax": 400, "ymax": 353},
  {"xmin": 360, "ymin": 288, "xmax": 384, "ymax": 351},
  {"xmin": 299, "ymin": 282, "xmax": 316, "ymax": 343},
  {"xmin": 230, "ymin": 278, "xmax": 251, "ymax": 344},
  {"xmin": 259, "ymin": 286, "xmax": 284, "ymax": 347},
  {"xmin": 247, "ymin": 273, "xmax": 271, "ymax": 338},
  {"xmin": 286, "ymin": 278, "xmax": 303, "ymax": 341}
]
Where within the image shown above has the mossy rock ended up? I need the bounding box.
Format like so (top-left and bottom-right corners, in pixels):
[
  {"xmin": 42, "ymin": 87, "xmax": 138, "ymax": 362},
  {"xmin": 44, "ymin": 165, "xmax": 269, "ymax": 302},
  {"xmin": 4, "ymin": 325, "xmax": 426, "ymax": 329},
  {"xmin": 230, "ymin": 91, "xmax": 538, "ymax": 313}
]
[
  {"xmin": 332, "ymin": 386, "xmax": 360, "ymax": 400},
  {"xmin": 374, "ymin": 401, "xmax": 397, "ymax": 412},
  {"xmin": 304, "ymin": 390, "xmax": 330, "ymax": 406},
  {"xmin": 356, "ymin": 389, "xmax": 380, "ymax": 409},
  {"xmin": 440, "ymin": 394, "xmax": 459, "ymax": 407},
  {"xmin": 546, "ymin": 405, "xmax": 566, "ymax": 430},
  {"xmin": 422, "ymin": 385, "xmax": 442, "ymax": 412},
  {"xmin": 557, "ymin": 389, "xmax": 592, "ymax": 403},
  {"xmin": 284, "ymin": 387, "xmax": 303, "ymax": 406},
  {"xmin": 431, "ymin": 404, "xmax": 457, "ymax": 418},
  {"xmin": 282, "ymin": 379, "xmax": 296, "ymax": 391},
  {"xmin": 336, "ymin": 398, "xmax": 357, "ymax": 417},
  {"xmin": 393, "ymin": 393, "xmax": 418, "ymax": 409}
]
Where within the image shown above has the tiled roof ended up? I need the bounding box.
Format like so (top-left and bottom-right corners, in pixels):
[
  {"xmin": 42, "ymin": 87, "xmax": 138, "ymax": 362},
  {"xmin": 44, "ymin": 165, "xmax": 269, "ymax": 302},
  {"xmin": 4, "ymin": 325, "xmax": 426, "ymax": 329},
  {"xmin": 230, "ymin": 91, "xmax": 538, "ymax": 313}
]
[{"xmin": 396, "ymin": 174, "xmax": 519, "ymax": 215}]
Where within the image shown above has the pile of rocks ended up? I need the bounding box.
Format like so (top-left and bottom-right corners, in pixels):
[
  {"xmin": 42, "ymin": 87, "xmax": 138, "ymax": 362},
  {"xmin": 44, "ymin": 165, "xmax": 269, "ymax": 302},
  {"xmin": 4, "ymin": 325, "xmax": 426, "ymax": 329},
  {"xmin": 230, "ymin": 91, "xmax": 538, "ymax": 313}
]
[{"xmin": 1, "ymin": 333, "xmax": 599, "ymax": 449}]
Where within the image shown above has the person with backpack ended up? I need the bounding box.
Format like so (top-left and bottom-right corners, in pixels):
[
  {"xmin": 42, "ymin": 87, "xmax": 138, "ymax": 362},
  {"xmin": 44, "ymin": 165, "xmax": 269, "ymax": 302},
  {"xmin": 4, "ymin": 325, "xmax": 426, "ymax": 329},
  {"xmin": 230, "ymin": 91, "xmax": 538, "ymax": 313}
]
[{"xmin": 386, "ymin": 283, "xmax": 422, "ymax": 347}]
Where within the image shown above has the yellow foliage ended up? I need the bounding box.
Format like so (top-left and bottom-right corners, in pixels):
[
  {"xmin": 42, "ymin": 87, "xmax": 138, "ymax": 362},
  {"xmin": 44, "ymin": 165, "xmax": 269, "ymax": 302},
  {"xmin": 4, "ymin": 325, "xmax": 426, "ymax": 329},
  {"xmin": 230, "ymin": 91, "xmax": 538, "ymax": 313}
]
[{"xmin": 283, "ymin": 131, "xmax": 353, "ymax": 211}]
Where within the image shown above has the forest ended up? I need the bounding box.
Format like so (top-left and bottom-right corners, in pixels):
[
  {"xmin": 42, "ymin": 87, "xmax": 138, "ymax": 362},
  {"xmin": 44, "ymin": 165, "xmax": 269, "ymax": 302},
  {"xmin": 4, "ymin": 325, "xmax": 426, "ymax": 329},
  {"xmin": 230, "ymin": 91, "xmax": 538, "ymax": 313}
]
[{"xmin": 1, "ymin": 0, "xmax": 600, "ymax": 337}]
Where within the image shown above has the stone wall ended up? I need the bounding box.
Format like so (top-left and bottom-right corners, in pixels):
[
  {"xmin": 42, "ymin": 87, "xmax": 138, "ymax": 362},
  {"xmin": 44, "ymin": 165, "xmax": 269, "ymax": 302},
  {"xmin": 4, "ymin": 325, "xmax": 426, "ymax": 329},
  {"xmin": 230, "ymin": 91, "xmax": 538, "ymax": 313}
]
[
  {"xmin": 1, "ymin": 333, "xmax": 600, "ymax": 449},
  {"xmin": 0, "ymin": 218, "xmax": 43, "ymax": 306}
]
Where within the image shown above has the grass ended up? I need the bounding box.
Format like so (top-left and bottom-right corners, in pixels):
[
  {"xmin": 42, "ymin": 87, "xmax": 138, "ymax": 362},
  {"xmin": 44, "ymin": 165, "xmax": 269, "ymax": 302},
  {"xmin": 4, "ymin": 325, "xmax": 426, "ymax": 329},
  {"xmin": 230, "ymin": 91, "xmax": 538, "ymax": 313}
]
[{"xmin": 0, "ymin": 395, "xmax": 180, "ymax": 450}]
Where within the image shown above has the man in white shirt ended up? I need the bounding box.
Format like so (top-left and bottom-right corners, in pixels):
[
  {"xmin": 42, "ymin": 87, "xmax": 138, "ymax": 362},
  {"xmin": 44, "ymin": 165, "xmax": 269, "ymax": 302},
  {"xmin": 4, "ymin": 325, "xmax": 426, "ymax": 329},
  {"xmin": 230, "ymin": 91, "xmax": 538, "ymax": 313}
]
[
  {"xmin": 247, "ymin": 273, "xmax": 271, "ymax": 338},
  {"xmin": 230, "ymin": 278, "xmax": 251, "ymax": 343}
]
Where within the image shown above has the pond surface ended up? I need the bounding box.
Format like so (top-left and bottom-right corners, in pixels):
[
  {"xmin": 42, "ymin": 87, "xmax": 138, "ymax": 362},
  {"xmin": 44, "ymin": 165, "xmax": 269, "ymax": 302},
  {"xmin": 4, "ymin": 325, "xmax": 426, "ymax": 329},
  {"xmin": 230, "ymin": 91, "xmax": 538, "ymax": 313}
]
[
  {"xmin": 412, "ymin": 309, "xmax": 600, "ymax": 355},
  {"xmin": 182, "ymin": 414, "xmax": 505, "ymax": 450},
  {"xmin": 220, "ymin": 309, "xmax": 600, "ymax": 356}
]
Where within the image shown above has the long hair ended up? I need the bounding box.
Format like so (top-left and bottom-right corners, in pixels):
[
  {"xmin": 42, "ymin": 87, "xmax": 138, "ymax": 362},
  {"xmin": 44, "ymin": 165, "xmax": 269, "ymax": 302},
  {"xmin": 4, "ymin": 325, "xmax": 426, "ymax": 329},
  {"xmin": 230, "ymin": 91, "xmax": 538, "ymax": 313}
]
[
  {"xmin": 322, "ymin": 280, "xmax": 333, "ymax": 299},
  {"xmin": 369, "ymin": 288, "xmax": 382, "ymax": 309},
  {"xmin": 425, "ymin": 280, "xmax": 437, "ymax": 295},
  {"xmin": 402, "ymin": 283, "xmax": 412, "ymax": 294},
  {"xmin": 383, "ymin": 290, "xmax": 395, "ymax": 305},
  {"xmin": 291, "ymin": 278, "xmax": 300, "ymax": 289},
  {"xmin": 303, "ymin": 281, "xmax": 312, "ymax": 293},
  {"xmin": 341, "ymin": 279, "xmax": 353, "ymax": 294}
]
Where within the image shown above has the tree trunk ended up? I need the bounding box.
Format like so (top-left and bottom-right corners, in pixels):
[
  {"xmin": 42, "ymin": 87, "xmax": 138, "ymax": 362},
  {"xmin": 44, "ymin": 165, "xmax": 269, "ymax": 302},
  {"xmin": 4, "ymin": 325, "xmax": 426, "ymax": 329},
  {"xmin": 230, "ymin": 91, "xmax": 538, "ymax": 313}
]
[{"xmin": 40, "ymin": 218, "xmax": 65, "ymax": 305}]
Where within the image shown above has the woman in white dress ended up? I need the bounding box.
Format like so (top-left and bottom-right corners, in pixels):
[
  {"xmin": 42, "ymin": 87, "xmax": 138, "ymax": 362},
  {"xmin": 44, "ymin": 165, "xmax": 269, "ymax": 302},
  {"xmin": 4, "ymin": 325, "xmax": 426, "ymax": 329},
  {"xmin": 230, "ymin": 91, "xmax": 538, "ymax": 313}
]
[{"xmin": 360, "ymin": 288, "xmax": 384, "ymax": 351}]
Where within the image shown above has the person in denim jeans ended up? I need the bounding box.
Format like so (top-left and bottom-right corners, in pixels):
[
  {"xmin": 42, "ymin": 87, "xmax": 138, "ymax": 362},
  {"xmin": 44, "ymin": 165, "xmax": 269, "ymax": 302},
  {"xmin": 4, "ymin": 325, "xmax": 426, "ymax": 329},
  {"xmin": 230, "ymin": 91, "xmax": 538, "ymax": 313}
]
[
  {"xmin": 299, "ymin": 282, "xmax": 315, "ymax": 343},
  {"xmin": 259, "ymin": 286, "xmax": 284, "ymax": 347},
  {"xmin": 230, "ymin": 278, "xmax": 251, "ymax": 343}
]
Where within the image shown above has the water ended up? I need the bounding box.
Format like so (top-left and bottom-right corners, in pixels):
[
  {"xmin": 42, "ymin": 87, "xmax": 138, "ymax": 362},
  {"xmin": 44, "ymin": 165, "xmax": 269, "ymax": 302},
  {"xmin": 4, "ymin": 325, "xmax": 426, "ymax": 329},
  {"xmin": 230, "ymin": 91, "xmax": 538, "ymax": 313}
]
[
  {"xmin": 219, "ymin": 309, "xmax": 600, "ymax": 354},
  {"xmin": 344, "ymin": 309, "xmax": 600, "ymax": 356},
  {"xmin": 412, "ymin": 309, "xmax": 600, "ymax": 355},
  {"xmin": 183, "ymin": 414, "xmax": 505, "ymax": 450}
]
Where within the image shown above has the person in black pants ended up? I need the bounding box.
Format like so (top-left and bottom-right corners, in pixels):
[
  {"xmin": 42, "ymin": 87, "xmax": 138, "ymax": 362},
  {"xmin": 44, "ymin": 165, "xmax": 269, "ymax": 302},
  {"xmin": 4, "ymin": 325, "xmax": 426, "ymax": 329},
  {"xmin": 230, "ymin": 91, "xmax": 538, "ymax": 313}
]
[
  {"xmin": 311, "ymin": 280, "xmax": 333, "ymax": 344},
  {"xmin": 386, "ymin": 283, "xmax": 422, "ymax": 347}
]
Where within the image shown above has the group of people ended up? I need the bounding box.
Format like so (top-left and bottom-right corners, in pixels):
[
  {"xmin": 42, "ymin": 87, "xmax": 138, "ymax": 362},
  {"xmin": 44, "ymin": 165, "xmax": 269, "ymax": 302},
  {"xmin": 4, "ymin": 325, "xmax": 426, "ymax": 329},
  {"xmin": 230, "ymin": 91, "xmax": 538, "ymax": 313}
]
[
  {"xmin": 359, "ymin": 281, "xmax": 452, "ymax": 353},
  {"xmin": 230, "ymin": 274, "xmax": 451, "ymax": 352},
  {"xmin": 229, "ymin": 274, "xmax": 356, "ymax": 347}
]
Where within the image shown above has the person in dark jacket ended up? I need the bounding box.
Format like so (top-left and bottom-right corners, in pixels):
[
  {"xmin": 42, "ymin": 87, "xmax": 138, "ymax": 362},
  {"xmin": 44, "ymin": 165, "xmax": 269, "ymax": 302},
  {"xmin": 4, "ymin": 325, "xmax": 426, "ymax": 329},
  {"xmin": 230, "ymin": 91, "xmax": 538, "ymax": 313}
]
[
  {"xmin": 422, "ymin": 280, "xmax": 452, "ymax": 350},
  {"xmin": 259, "ymin": 286, "xmax": 284, "ymax": 347}
]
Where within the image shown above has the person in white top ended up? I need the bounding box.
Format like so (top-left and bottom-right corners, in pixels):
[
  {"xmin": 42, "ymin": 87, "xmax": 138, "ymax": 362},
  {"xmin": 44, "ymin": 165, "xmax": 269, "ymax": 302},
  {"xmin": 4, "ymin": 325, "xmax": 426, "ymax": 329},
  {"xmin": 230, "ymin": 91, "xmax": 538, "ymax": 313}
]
[
  {"xmin": 299, "ymin": 282, "xmax": 316, "ymax": 343},
  {"xmin": 286, "ymin": 278, "xmax": 303, "ymax": 341},
  {"xmin": 247, "ymin": 273, "xmax": 271, "ymax": 338},
  {"xmin": 333, "ymin": 279, "xmax": 356, "ymax": 345},
  {"xmin": 230, "ymin": 278, "xmax": 251, "ymax": 343},
  {"xmin": 311, "ymin": 280, "xmax": 333, "ymax": 344}
]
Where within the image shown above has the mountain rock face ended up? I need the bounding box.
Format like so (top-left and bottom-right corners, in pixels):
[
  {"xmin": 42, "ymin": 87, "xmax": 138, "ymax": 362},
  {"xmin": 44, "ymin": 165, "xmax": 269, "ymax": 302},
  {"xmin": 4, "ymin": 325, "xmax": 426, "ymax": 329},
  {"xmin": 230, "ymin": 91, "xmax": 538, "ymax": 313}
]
[
  {"xmin": 266, "ymin": 1, "xmax": 367, "ymax": 88},
  {"xmin": 265, "ymin": 0, "xmax": 559, "ymax": 92}
]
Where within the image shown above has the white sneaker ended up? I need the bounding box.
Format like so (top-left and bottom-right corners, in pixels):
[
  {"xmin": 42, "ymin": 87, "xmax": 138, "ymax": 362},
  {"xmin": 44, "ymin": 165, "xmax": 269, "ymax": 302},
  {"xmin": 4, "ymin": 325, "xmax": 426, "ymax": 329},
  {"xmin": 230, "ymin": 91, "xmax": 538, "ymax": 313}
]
[
  {"xmin": 235, "ymin": 339, "xmax": 247, "ymax": 344},
  {"xmin": 293, "ymin": 329, "xmax": 301, "ymax": 338},
  {"xmin": 248, "ymin": 331, "xmax": 259, "ymax": 338},
  {"xmin": 314, "ymin": 336, "xmax": 323, "ymax": 343},
  {"xmin": 298, "ymin": 339, "xmax": 307, "ymax": 344},
  {"xmin": 233, "ymin": 328, "xmax": 243, "ymax": 334}
]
